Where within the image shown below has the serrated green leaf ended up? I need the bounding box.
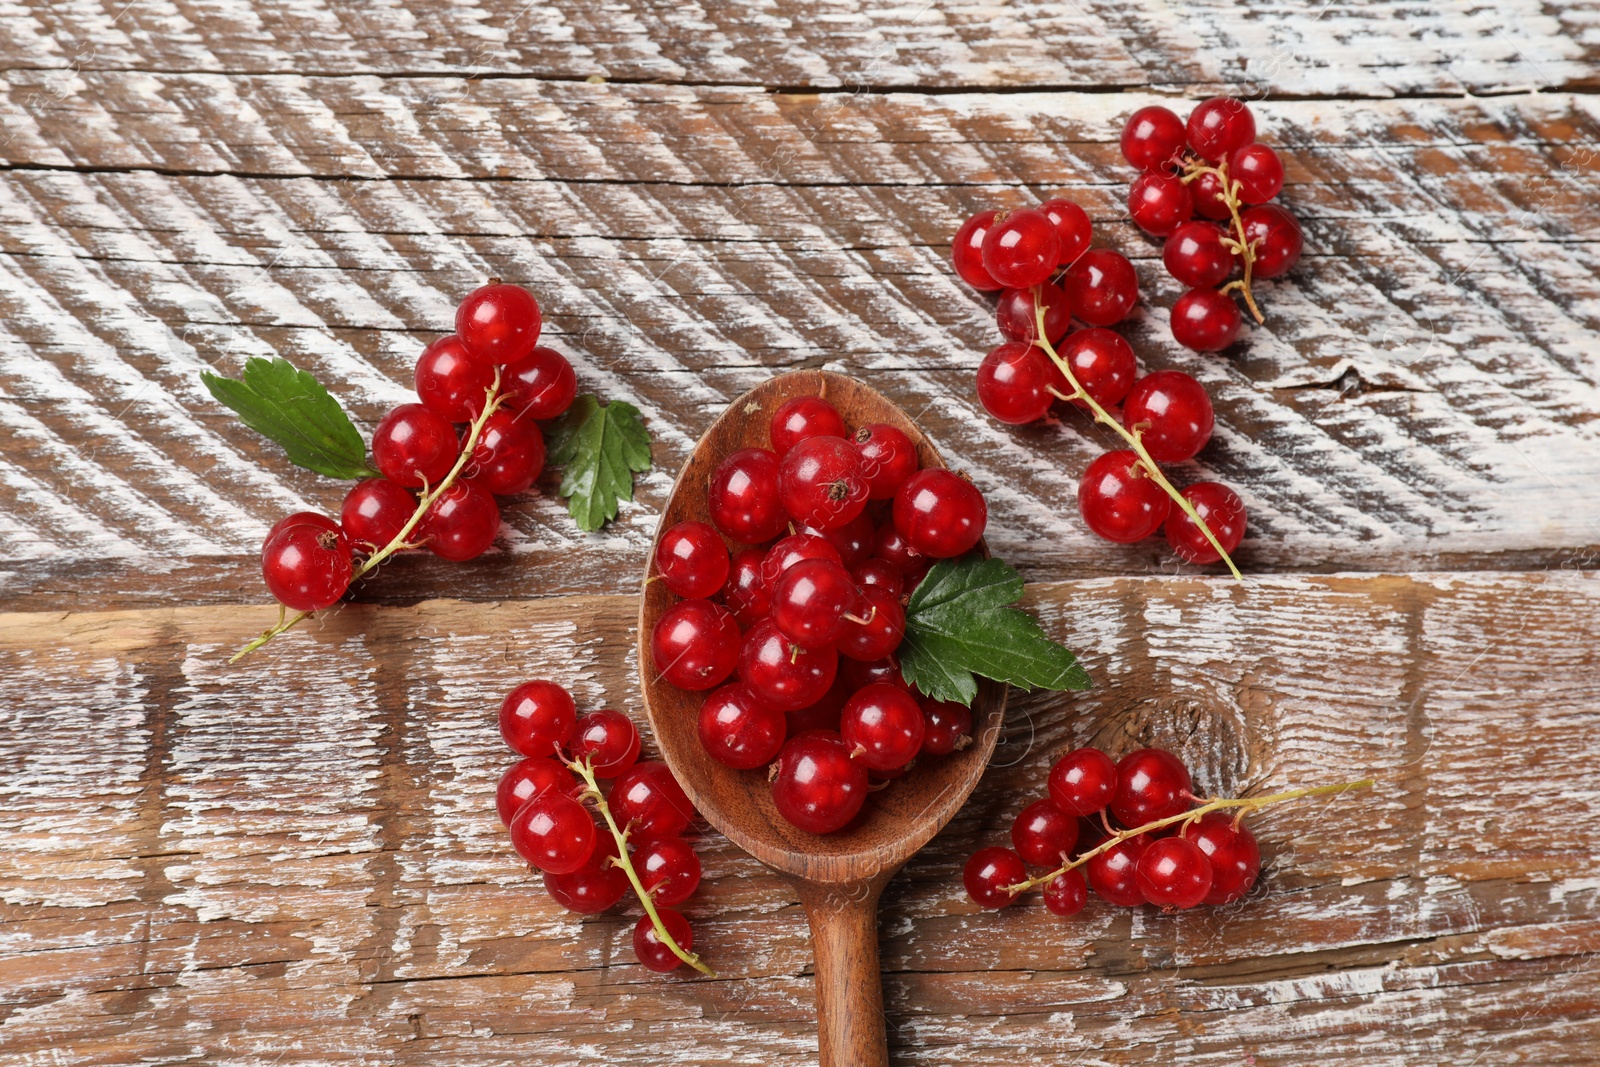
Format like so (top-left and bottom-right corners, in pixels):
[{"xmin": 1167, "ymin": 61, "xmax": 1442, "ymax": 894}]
[
  {"xmin": 546, "ymin": 394, "xmax": 653, "ymax": 532},
  {"xmin": 201, "ymin": 357, "xmax": 373, "ymax": 479},
  {"xmin": 899, "ymin": 556, "xmax": 1092, "ymax": 706}
]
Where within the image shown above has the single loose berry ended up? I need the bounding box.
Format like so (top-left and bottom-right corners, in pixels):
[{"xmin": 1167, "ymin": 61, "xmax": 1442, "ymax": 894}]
[
  {"xmin": 1136, "ymin": 836, "xmax": 1214, "ymax": 909},
  {"xmin": 723, "ymin": 547, "xmax": 772, "ymax": 626},
  {"xmin": 1044, "ymin": 868, "xmax": 1089, "ymax": 916},
  {"xmin": 509, "ymin": 791, "xmax": 597, "ymax": 875},
  {"xmin": 261, "ymin": 524, "xmax": 353, "ymax": 612},
  {"xmin": 919, "ymin": 697, "xmax": 972, "ymax": 756},
  {"xmin": 840, "ymin": 683, "xmax": 924, "ymax": 771},
  {"xmin": 1165, "ymin": 482, "xmax": 1247, "ymax": 565},
  {"xmin": 964, "ymin": 846, "xmax": 1025, "ymax": 909},
  {"xmin": 981, "ymin": 209, "xmax": 1062, "ymax": 289},
  {"xmin": 415, "ymin": 335, "xmax": 494, "ymax": 423},
  {"xmin": 635, "ymin": 836, "xmax": 702, "ymax": 906},
  {"xmin": 1163, "ymin": 221, "xmax": 1234, "ymax": 289},
  {"xmin": 1190, "ymin": 170, "xmax": 1232, "ymax": 220},
  {"xmin": 651, "ymin": 598, "xmax": 741, "ymax": 691},
  {"xmin": 1228, "ymin": 143, "xmax": 1284, "ymax": 204},
  {"xmin": 1111, "ymin": 748, "xmax": 1193, "ymax": 826},
  {"xmin": 893, "ymin": 469, "xmax": 986, "ymax": 559},
  {"xmin": 341, "ymin": 478, "xmax": 417, "ymax": 551},
  {"xmin": 1039, "ymin": 198, "xmax": 1093, "ymax": 264},
  {"xmin": 1056, "ymin": 328, "xmax": 1137, "ymax": 410},
  {"xmin": 656, "ymin": 520, "xmax": 731, "ymax": 599},
  {"xmin": 267, "ymin": 511, "xmax": 340, "ymax": 541},
  {"xmin": 1128, "ymin": 172, "xmax": 1194, "ymax": 238},
  {"xmin": 1078, "ymin": 451, "xmax": 1171, "ymax": 543},
  {"xmin": 373, "ymin": 403, "xmax": 459, "ymax": 489},
  {"xmin": 503, "ymin": 346, "xmax": 577, "ymax": 420},
  {"xmin": 853, "ymin": 424, "xmax": 918, "ymax": 501},
  {"xmin": 1239, "ymin": 203, "xmax": 1303, "ymax": 278},
  {"xmin": 1181, "ymin": 812, "xmax": 1261, "ymax": 904},
  {"xmin": 1012, "ymin": 797, "xmax": 1080, "ymax": 868},
  {"xmin": 951, "ymin": 209, "xmax": 1003, "ymax": 291},
  {"xmin": 569, "ymin": 709, "xmax": 641, "ymax": 778},
  {"xmin": 699, "ymin": 683, "xmax": 787, "ymax": 770},
  {"xmin": 778, "ymin": 435, "xmax": 868, "ymax": 533},
  {"xmin": 456, "ymin": 282, "xmax": 541, "ymax": 365},
  {"xmin": 545, "ymin": 840, "xmax": 626, "ymax": 914},
  {"xmin": 851, "ymin": 559, "xmax": 904, "ymax": 599},
  {"xmin": 770, "ymin": 730, "xmax": 868, "ymax": 834},
  {"xmin": 1122, "ymin": 369, "xmax": 1214, "ymax": 463},
  {"xmin": 739, "ymin": 617, "xmax": 838, "ymax": 712},
  {"xmin": 500, "ymin": 680, "xmax": 577, "ymax": 758},
  {"xmin": 996, "ymin": 283, "xmax": 1071, "ymax": 345},
  {"xmin": 771, "ymin": 557, "xmax": 859, "ymax": 649},
  {"xmin": 1048, "ymin": 747, "xmax": 1117, "ymax": 817},
  {"xmin": 469, "ymin": 410, "xmax": 546, "ymax": 495},
  {"xmin": 1064, "ymin": 249, "xmax": 1139, "ymax": 327},
  {"xmin": 1086, "ymin": 835, "xmax": 1148, "ymax": 906},
  {"xmin": 420, "ymin": 479, "xmax": 500, "ymax": 560},
  {"xmin": 633, "ymin": 909, "xmax": 694, "ymax": 973},
  {"xmin": 1121, "ymin": 106, "xmax": 1186, "ymax": 172},
  {"xmin": 976, "ymin": 341, "xmax": 1056, "ymax": 426},
  {"xmin": 1170, "ymin": 288, "xmax": 1242, "ymax": 353},
  {"xmin": 838, "ymin": 586, "xmax": 905, "ymax": 663},
  {"xmin": 760, "ymin": 533, "xmax": 842, "ymax": 587},
  {"xmin": 708, "ymin": 447, "xmax": 787, "ymax": 544},
  {"xmin": 497, "ymin": 756, "xmax": 575, "ymax": 824},
  {"xmin": 1186, "ymin": 97, "xmax": 1256, "ymax": 163},
  {"xmin": 770, "ymin": 396, "xmax": 847, "ymax": 457},
  {"xmin": 609, "ymin": 761, "xmax": 694, "ymax": 841}
]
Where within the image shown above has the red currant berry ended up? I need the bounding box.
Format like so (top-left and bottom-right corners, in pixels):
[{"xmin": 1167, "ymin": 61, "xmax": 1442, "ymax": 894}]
[
  {"xmin": 1170, "ymin": 288, "xmax": 1242, "ymax": 352},
  {"xmin": 261, "ymin": 524, "xmax": 352, "ymax": 612},
  {"xmin": 503, "ymin": 346, "xmax": 577, "ymax": 420},
  {"xmin": 415, "ymin": 335, "xmax": 494, "ymax": 423},
  {"xmin": 893, "ymin": 469, "xmax": 986, "ymax": 559},
  {"xmin": 840, "ymin": 683, "xmax": 924, "ymax": 770},
  {"xmin": 1086, "ymin": 835, "xmax": 1148, "ymax": 906},
  {"xmin": 872, "ymin": 522, "xmax": 927, "ymax": 575},
  {"xmin": 1165, "ymin": 482, "xmax": 1247, "ymax": 565},
  {"xmin": 1120, "ymin": 105, "xmax": 1186, "ymax": 172},
  {"xmin": 341, "ymin": 478, "xmax": 416, "ymax": 552},
  {"xmin": 981, "ymin": 209, "xmax": 1061, "ymax": 289},
  {"xmin": 964, "ymin": 846, "xmax": 1025, "ymax": 909},
  {"xmin": 1181, "ymin": 812, "xmax": 1261, "ymax": 904},
  {"xmin": 267, "ymin": 511, "xmax": 340, "ymax": 541},
  {"xmin": 1135, "ymin": 836, "xmax": 1213, "ymax": 909},
  {"xmin": 497, "ymin": 756, "xmax": 574, "ymax": 824},
  {"xmin": 1111, "ymin": 748, "xmax": 1193, "ymax": 826},
  {"xmin": 1186, "ymin": 97, "xmax": 1256, "ymax": 163},
  {"xmin": 787, "ymin": 674, "xmax": 851, "ymax": 736},
  {"xmin": 1011, "ymin": 797, "xmax": 1080, "ymax": 868},
  {"xmin": 545, "ymin": 839, "xmax": 626, "ymax": 914},
  {"xmin": 1047, "ymin": 747, "xmax": 1117, "ymax": 817},
  {"xmin": 739, "ymin": 617, "xmax": 838, "ymax": 712},
  {"xmin": 1063, "ymin": 249, "xmax": 1139, "ymax": 327},
  {"xmin": 509, "ymin": 791, "xmax": 596, "ymax": 875},
  {"xmin": 803, "ymin": 511, "xmax": 874, "ymax": 569},
  {"xmin": 708, "ymin": 447, "xmax": 787, "ymax": 543},
  {"xmin": 635, "ymin": 835, "xmax": 702, "ymax": 907},
  {"xmin": 1122, "ymin": 369, "xmax": 1214, "ymax": 462},
  {"xmin": 1190, "ymin": 169, "xmax": 1232, "ymax": 220},
  {"xmin": 1128, "ymin": 172, "xmax": 1193, "ymax": 238},
  {"xmin": 1239, "ymin": 203, "xmax": 1302, "ymax": 278},
  {"xmin": 420, "ymin": 479, "xmax": 500, "ymax": 560},
  {"xmin": 373, "ymin": 403, "xmax": 460, "ymax": 489},
  {"xmin": 656, "ymin": 520, "xmax": 731, "ymax": 599},
  {"xmin": 851, "ymin": 559, "xmax": 904, "ymax": 599},
  {"xmin": 771, "ymin": 557, "xmax": 859, "ymax": 649},
  {"xmin": 651, "ymin": 598, "xmax": 741, "ymax": 691},
  {"xmin": 976, "ymin": 341, "xmax": 1055, "ymax": 425},
  {"xmin": 1044, "ymin": 868, "xmax": 1089, "ymax": 916},
  {"xmin": 469, "ymin": 410, "xmax": 545, "ymax": 495},
  {"xmin": 951, "ymin": 209, "xmax": 1003, "ymax": 291},
  {"xmin": 838, "ymin": 586, "xmax": 905, "ymax": 662},
  {"xmin": 842, "ymin": 657, "xmax": 912, "ymax": 695},
  {"xmin": 919, "ymin": 697, "xmax": 972, "ymax": 756},
  {"xmin": 699, "ymin": 683, "xmax": 786, "ymax": 770},
  {"xmin": 500, "ymin": 681, "xmax": 577, "ymax": 758},
  {"xmin": 853, "ymin": 424, "xmax": 918, "ymax": 501},
  {"xmin": 723, "ymin": 548, "xmax": 771, "ymax": 626},
  {"xmin": 995, "ymin": 283, "xmax": 1071, "ymax": 345},
  {"xmin": 1078, "ymin": 450, "xmax": 1171, "ymax": 543},
  {"xmin": 1056, "ymin": 328, "xmax": 1137, "ymax": 410},
  {"xmin": 609, "ymin": 761, "xmax": 694, "ymax": 841},
  {"xmin": 456, "ymin": 282, "xmax": 541, "ymax": 365},
  {"xmin": 1163, "ymin": 221, "xmax": 1234, "ymax": 289},
  {"xmin": 569, "ymin": 709, "xmax": 641, "ymax": 778},
  {"xmin": 770, "ymin": 396, "xmax": 847, "ymax": 457},
  {"xmin": 1039, "ymin": 198, "xmax": 1093, "ymax": 264},
  {"xmin": 760, "ymin": 533, "xmax": 842, "ymax": 587},
  {"xmin": 633, "ymin": 909, "xmax": 693, "ymax": 973},
  {"xmin": 1228, "ymin": 142, "xmax": 1284, "ymax": 204},
  {"xmin": 778, "ymin": 435, "xmax": 868, "ymax": 533},
  {"xmin": 770, "ymin": 730, "xmax": 867, "ymax": 834}
]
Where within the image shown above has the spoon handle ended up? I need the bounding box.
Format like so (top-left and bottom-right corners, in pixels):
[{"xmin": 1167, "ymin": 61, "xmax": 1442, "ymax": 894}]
[{"xmin": 798, "ymin": 880, "xmax": 889, "ymax": 1067}]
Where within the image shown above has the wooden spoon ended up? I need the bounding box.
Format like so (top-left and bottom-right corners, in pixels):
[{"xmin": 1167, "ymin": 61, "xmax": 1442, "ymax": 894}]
[{"xmin": 638, "ymin": 370, "xmax": 1006, "ymax": 1067}]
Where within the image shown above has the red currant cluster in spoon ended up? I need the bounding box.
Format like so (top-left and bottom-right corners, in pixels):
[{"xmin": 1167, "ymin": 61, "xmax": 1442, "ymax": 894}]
[
  {"xmin": 249, "ymin": 282, "xmax": 575, "ymax": 657},
  {"xmin": 495, "ymin": 679, "xmax": 713, "ymax": 975},
  {"xmin": 649, "ymin": 394, "xmax": 986, "ymax": 835},
  {"xmin": 1122, "ymin": 97, "xmax": 1302, "ymax": 351},
  {"xmin": 965, "ymin": 745, "xmax": 1370, "ymax": 913}
]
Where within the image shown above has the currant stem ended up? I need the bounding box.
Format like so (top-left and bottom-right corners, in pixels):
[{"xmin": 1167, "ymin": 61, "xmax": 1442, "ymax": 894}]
[
  {"xmin": 567, "ymin": 756, "xmax": 716, "ymax": 977},
  {"xmin": 1003, "ymin": 777, "xmax": 1374, "ymax": 896},
  {"xmin": 1180, "ymin": 157, "xmax": 1264, "ymax": 325},
  {"xmin": 230, "ymin": 369, "xmax": 508, "ymax": 663},
  {"xmin": 1032, "ymin": 299, "xmax": 1244, "ymax": 581}
]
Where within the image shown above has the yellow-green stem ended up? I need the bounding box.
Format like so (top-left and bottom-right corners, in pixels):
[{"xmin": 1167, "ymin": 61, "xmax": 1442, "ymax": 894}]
[
  {"xmin": 1179, "ymin": 157, "xmax": 1264, "ymax": 324},
  {"xmin": 568, "ymin": 756, "xmax": 715, "ymax": 977},
  {"xmin": 1033, "ymin": 301, "xmax": 1244, "ymax": 580},
  {"xmin": 230, "ymin": 369, "xmax": 508, "ymax": 663}
]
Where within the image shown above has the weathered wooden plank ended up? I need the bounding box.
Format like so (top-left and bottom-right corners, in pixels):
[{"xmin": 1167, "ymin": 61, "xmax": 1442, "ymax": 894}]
[{"xmin": 2, "ymin": 572, "xmax": 1597, "ymax": 1063}]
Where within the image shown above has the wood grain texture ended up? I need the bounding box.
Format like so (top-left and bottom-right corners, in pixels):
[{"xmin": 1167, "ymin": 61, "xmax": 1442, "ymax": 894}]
[{"xmin": 2, "ymin": 572, "xmax": 1597, "ymax": 1064}]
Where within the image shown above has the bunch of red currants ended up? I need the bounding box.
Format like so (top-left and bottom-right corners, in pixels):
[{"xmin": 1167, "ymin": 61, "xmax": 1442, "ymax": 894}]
[
  {"xmin": 496, "ymin": 679, "xmax": 709, "ymax": 973},
  {"xmin": 1122, "ymin": 96, "xmax": 1302, "ymax": 351},
  {"xmin": 965, "ymin": 746, "xmax": 1261, "ymax": 913},
  {"xmin": 648, "ymin": 394, "xmax": 986, "ymax": 835},
  {"xmin": 260, "ymin": 283, "xmax": 576, "ymax": 613}
]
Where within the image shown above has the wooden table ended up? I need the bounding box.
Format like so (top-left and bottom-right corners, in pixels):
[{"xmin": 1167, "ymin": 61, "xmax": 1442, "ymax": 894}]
[{"xmin": 3, "ymin": 3, "xmax": 1598, "ymax": 1063}]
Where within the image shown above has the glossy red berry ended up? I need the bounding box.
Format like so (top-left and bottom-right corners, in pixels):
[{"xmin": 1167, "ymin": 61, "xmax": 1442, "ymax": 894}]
[
  {"xmin": 771, "ymin": 557, "xmax": 859, "ymax": 649},
  {"xmin": 651, "ymin": 598, "xmax": 741, "ymax": 691},
  {"xmin": 804, "ymin": 512, "xmax": 874, "ymax": 570},
  {"xmin": 770, "ymin": 396, "xmax": 847, "ymax": 457},
  {"xmin": 872, "ymin": 523, "xmax": 927, "ymax": 576},
  {"xmin": 770, "ymin": 730, "xmax": 867, "ymax": 834},
  {"xmin": 787, "ymin": 674, "xmax": 851, "ymax": 736},
  {"xmin": 851, "ymin": 559, "xmax": 904, "ymax": 599},
  {"xmin": 893, "ymin": 469, "xmax": 986, "ymax": 559},
  {"xmin": 699, "ymin": 683, "xmax": 786, "ymax": 770},
  {"xmin": 373, "ymin": 403, "xmax": 460, "ymax": 489},
  {"xmin": 545, "ymin": 840, "xmax": 626, "ymax": 914},
  {"xmin": 267, "ymin": 511, "xmax": 340, "ymax": 541},
  {"xmin": 415, "ymin": 335, "xmax": 495, "ymax": 423},
  {"xmin": 951, "ymin": 209, "xmax": 1003, "ymax": 291},
  {"xmin": 1228, "ymin": 143, "xmax": 1284, "ymax": 204},
  {"xmin": 1239, "ymin": 204, "xmax": 1303, "ymax": 278},
  {"xmin": 1063, "ymin": 249, "xmax": 1139, "ymax": 327},
  {"xmin": 1121, "ymin": 106, "xmax": 1186, "ymax": 172},
  {"xmin": 1044, "ymin": 868, "xmax": 1089, "ymax": 916},
  {"xmin": 656, "ymin": 520, "xmax": 731, "ymax": 599},
  {"xmin": 1181, "ymin": 813, "xmax": 1261, "ymax": 904},
  {"xmin": 838, "ymin": 586, "xmax": 905, "ymax": 663},
  {"xmin": 853, "ymin": 424, "xmax": 918, "ymax": 501},
  {"xmin": 1128, "ymin": 172, "xmax": 1193, "ymax": 238},
  {"xmin": 995, "ymin": 283, "xmax": 1071, "ymax": 345},
  {"xmin": 964, "ymin": 846, "xmax": 1025, "ymax": 909},
  {"xmin": 609, "ymin": 761, "xmax": 694, "ymax": 840},
  {"xmin": 341, "ymin": 478, "xmax": 416, "ymax": 551},
  {"xmin": 981, "ymin": 209, "xmax": 1061, "ymax": 289},
  {"xmin": 497, "ymin": 756, "xmax": 574, "ymax": 824},
  {"xmin": 919, "ymin": 698, "xmax": 972, "ymax": 756},
  {"xmin": 778, "ymin": 435, "xmax": 868, "ymax": 533},
  {"xmin": 499, "ymin": 680, "xmax": 577, "ymax": 759},
  {"xmin": 840, "ymin": 683, "xmax": 924, "ymax": 770},
  {"xmin": 723, "ymin": 548, "xmax": 772, "ymax": 626},
  {"xmin": 1011, "ymin": 797, "xmax": 1080, "ymax": 867},
  {"xmin": 1163, "ymin": 221, "xmax": 1234, "ymax": 289},
  {"xmin": 708, "ymin": 447, "xmax": 787, "ymax": 544},
  {"xmin": 1190, "ymin": 169, "xmax": 1232, "ymax": 220},
  {"xmin": 1136, "ymin": 836, "xmax": 1213, "ymax": 909},
  {"xmin": 1078, "ymin": 450, "xmax": 1171, "ymax": 543},
  {"xmin": 843, "ymin": 657, "xmax": 912, "ymax": 695},
  {"xmin": 420, "ymin": 479, "xmax": 499, "ymax": 560},
  {"xmin": 261, "ymin": 524, "xmax": 352, "ymax": 612},
  {"xmin": 1122, "ymin": 370, "xmax": 1214, "ymax": 463},
  {"xmin": 760, "ymin": 533, "xmax": 842, "ymax": 587},
  {"xmin": 1165, "ymin": 482, "xmax": 1247, "ymax": 565},
  {"xmin": 1056, "ymin": 328, "xmax": 1137, "ymax": 410},
  {"xmin": 1186, "ymin": 97, "xmax": 1256, "ymax": 163},
  {"xmin": 633, "ymin": 909, "xmax": 694, "ymax": 972},
  {"xmin": 1112, "ymin": 748, "xmax": 1193, "ymax": 827},
  {"xmin": 739, "ymin": 617, "xmax": 838, "ymax": 712},
  {"xmin": 503, "ymin": 346, "xmax": 577, "ymax": 420},
  {"xmin": 1039, "ymin": 198, "xmax": 1092, "ymax": 264},
  {"xmin": 1048, "ymin": 747, "xmax": 1117, "ymax": 817},
  {"xmin": 569, "ymin": 709, "xmax": 641, "ymax": 777},
  {"xmin": 1086, "ymin": 835, "xmax": 1148, "ymax": 906},
  {"xmin": 509, "ymin": 791, "xmax": 596, "ymax": 875},
  {"xmin": 469, "ymin": 410, "xmax": 545, "ymax": 495},
  {"xmin": 976, "ymin": 341, "xmax": 1055, "ymax": 425},
  {"xmin": 1170, "ymin": 288, "xmax": 1243, "ymax": 352},
  {"xmin": 456, "ymin": 282, "xmax": 541, "ymax": 365},
  {"xmin": 635, "ymin": 836, "xmax": 702, "ymax": 907}
]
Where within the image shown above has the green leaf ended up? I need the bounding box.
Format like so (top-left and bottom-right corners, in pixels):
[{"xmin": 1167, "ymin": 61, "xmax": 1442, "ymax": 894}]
[
  {"xmin": 899, "ymin": 556, "xmax": 1092, "ymax": 706},
  {"xmin": 546, "ymin": 394, "xmax": 653, "ymax": 532},
  {"xmin": 201, "ymin": 357, "xmax": 373, "ymax": 479}
]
